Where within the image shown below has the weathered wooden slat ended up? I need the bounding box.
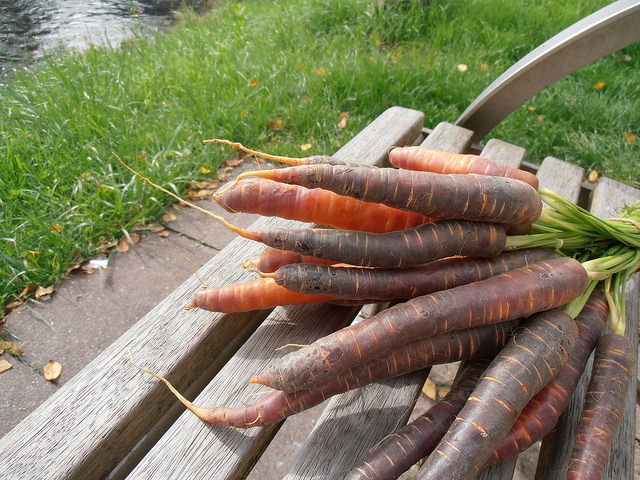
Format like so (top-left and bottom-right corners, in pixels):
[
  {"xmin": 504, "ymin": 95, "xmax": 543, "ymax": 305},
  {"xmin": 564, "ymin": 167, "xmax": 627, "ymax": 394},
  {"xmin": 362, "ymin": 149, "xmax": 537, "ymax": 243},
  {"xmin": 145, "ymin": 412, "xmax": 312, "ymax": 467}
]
[
  {"xmin": 535, "ymin": 176, "xmax": 640, "ymax": 479},
  {"xmin": 481, "ymin": 138, "xmax": 526, "ymax": 169},
  {"xmin": 282, "ymin": 122, "xmax": 475, "ymax": 479},
  {"xmin": 123, "ymin": 107, "xmax": 426, "ymax": 480},
  {"xmin": 537, "ymin": 156, "xmax": 585, "ymax": 202}
]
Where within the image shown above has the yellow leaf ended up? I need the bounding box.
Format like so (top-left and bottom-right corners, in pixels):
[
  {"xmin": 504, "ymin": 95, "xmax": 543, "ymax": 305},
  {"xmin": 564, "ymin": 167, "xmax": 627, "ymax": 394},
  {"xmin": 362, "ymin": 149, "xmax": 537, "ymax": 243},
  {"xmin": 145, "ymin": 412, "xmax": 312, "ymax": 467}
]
[
  {"xmin": 201, "ymin": 167, "xmax": 212, "ymax": 174},
  {"xmin": 0, "ymin": 359, "xmax": 12, "ymax": 374},
  {"xmin": 422, "ymin": 378, "xmax": 437, "ymax": 400},
  {"xmin": 28, "ymin": 250, "xmax": 40, "ymax": 256},
  {"xmin": 337, "ymin": 113, "xmax": 349, "ymax": 130},
  {"xmin": 50, "ymin": 224, "xmax": 63, "ymax": 233},
  {"xmin": 250, "ymin": 79, "xmax": 258, "ymax": 87},
  {"xmin": 593, "ymin": 81, "xmax": 606, "ymax": 90},
  {"xmin": 314, "ymin": 67, "xmax": 327, "ymax": 76},
  {"xmin": 300, "ymin": 143, "xmax": 312, "ymax": 151},
  {"xmin": 588, "ymin": 170, "xmax": 600, "ymax": 182},
  {"xmin": 624, "ymin": 132, "xmax": 637, "ymax": 145},
  {"xmin": 43, "ymin": 360, "xmax": 63, "ymax": 381},
  {"xmin": 624, "ymin": 54, "xmax": 632, "ymax": 62},
  {"xmin": 35, "ymin": 285, "xmax": 54, "ymax": 299},
  {"xmin": 162, "ymin": 211, "xmax": 177, "ymax": 223},
  {"xmin": 456, "ymin": 63, "xmax": 468, "ymax": 72},
  {"xmin": 268, "ymin": 119, "xmax": 284, "ymax": 130},
  {"xmin": 527, "ymin": 106, "xmax": 537, "ymax": 111},
  {"xmin": 480, "ymin": 61, "xmax": 488, "ymax": 72}
]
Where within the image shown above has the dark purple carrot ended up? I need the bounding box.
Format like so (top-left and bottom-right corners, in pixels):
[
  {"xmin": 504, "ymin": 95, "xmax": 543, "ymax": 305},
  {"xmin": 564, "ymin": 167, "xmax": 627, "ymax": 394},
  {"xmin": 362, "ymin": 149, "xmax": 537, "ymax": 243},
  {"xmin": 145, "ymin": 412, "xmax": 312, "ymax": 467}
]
[
  {"xmin": 131, "ymin": 321, "xmax": 516, "ymax": 428},
  {"xmin": 252, "ymin": 257, "xmax": 589, "ymax": 392},
  {"xmin": 346, "ymin": 358, "xmax": 491, "ymax": 480},
  {"xmin": 415, "ymin": 309, "xmax": 578, "ymax": 480},
  {"xmin": 115, "ymin": 154, "xmax": 506, "ymax": 268},
  {"xmin": 566, "ymin": 333, "xmax": 634, "ymax": 480},
  {"xmin": 214, "ymin": 177, "xmax": 433, "ymax": 233},
  {"xmin": 263, "ymin": 249, "xmax": 558, "ymax": 300},
  {"xmin": 227, "ymin": 164, "xmax": 542, "ymax": 227},
  {"xmin": 485, "ymin": 289, "xmax": 608, "ymax": 464}
]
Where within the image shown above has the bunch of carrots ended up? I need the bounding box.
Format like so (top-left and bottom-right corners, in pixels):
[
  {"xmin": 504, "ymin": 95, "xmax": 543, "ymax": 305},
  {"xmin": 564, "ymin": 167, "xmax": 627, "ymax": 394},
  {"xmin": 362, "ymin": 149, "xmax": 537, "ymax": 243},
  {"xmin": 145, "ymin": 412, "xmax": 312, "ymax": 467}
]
[{"xmin": 121, "ymin": 139, "xmax": 639, "ymax": 480}]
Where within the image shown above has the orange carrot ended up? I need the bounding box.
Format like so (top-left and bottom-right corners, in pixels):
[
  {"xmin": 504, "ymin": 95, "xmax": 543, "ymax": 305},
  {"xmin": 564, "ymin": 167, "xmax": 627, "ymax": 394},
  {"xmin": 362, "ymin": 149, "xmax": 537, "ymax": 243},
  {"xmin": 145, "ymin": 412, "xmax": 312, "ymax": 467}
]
[
  {"xmin": 190, "ymin": 277, "xmax": 340, "ymax": 312},
  {"xmin": 215, "ymin": 178, "xmax": 433, "ymax": 233},
  {"xmin": 246, "ymin": 247, "xmax": 338, "ymax": 273},
  {"xmin": 389, "ymin": 146, "xmax": 539, "ymax": 189}
]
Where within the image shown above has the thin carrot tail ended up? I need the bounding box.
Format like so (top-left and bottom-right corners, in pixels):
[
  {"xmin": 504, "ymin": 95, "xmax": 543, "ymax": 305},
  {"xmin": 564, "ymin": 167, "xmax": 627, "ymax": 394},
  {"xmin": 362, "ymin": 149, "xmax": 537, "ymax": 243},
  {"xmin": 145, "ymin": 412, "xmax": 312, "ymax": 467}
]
[
  {"xmin": 203, "ymin": 138, "xmax": 307, "ymax": 166},
  {"xmin": 129, "ymin": 349, "xmax": 213, "ymax": 422},
  {"xmin": 113, "ymin": 152, "xmax": 257, "ymax": 241}
]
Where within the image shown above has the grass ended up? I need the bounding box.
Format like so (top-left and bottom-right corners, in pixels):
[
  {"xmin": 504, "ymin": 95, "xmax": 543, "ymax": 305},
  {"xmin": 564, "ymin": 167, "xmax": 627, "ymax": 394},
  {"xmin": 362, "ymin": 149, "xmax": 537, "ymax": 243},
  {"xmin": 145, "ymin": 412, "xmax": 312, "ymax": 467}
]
[{"xmin": 0, "ymin": 0, "xmax": 638, "ymax": 317}]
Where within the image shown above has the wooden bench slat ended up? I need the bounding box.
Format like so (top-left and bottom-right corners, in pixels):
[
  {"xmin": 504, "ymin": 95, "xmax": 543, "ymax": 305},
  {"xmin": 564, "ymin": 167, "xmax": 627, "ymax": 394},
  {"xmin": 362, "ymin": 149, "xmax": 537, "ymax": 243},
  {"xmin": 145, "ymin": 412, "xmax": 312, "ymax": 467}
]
[
  {"xmin": 535, "ymin": 176, "xmax": 640, "ymax": 479},
  {"xmin": 123, "ymin": 107, "xmax": 425, "ymax": 479},
  {"xmin": 282, "ymin": 122, "xmax": 475, "ymax": 479}
]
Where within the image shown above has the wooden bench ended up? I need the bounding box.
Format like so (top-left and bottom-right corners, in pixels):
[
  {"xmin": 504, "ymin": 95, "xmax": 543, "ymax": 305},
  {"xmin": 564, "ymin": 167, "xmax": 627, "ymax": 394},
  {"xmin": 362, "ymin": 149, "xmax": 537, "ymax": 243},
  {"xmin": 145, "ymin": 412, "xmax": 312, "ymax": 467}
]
[{"xmin": 0, "ymin": 106, "xmax": 638, "ymax": 479}]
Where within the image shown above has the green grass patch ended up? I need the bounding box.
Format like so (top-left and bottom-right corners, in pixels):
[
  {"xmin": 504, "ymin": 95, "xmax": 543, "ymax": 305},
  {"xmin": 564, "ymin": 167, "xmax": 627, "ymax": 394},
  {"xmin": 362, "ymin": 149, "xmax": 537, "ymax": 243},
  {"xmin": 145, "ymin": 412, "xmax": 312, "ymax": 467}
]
[{"xmin": 1, "ymin": 0, "xmax": 638, "ymax": 316}]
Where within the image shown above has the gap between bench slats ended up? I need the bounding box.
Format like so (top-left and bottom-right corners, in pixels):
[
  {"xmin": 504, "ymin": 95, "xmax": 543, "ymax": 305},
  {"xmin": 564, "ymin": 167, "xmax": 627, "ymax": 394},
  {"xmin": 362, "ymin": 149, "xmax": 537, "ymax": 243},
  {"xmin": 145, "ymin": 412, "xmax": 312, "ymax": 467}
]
[{"xmin": 123, "ymin": 107, "xmax": 425, "ymax": 480}]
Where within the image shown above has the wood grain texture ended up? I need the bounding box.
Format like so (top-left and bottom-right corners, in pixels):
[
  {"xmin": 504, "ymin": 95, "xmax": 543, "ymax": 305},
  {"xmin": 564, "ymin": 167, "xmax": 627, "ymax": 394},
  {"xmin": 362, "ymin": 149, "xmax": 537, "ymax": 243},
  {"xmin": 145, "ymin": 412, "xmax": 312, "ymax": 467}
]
[
  {"xmin": 535, "ymin": 176, "xmax": 640, "ymax": 480},
  {"xmin": 123, "ymin": 107, "xmax": 426, "ymax": 480},
  {"xmin": 281, "ymin": 122, "xmax": 473, "ymax": 480},
  {"xmin": 537, "ymin": 156, "xmax": 585, "ymax": 204}
]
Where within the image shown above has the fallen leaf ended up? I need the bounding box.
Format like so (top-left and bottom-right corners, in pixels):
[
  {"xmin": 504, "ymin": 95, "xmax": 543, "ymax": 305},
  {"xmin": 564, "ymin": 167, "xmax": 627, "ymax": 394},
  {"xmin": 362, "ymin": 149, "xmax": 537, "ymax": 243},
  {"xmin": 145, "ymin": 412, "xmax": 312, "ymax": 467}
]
[
  {"xmin": 171, "ymin": 203, "xmax": 181, "ymax": 211},
  {"xmin": 65, "ymin": 262, "xmax": 82, "ymax": 274},
  {"xmin": 314, "ymin": 67, "xmax": 327, "ymax": 75},
  {"xmin": 593, "ymin": 81, "xmax": 606, "ymax": 90},
  {"xmin": 28, "ymin": 250, "xmax": 40, "ymax": 256},
  {"xmin": 225, "ymin": 158, "xmax": 243, "ymax": 167},
  {"xmin": 268, "ymin": 119, "xmax": 284, "ymax": 130},
  {"xmin": 43, "ymin": 360, "xmax": 63, "ymax": 381},
  {"xmin": 130, "ymin": 232, "xmax": 140, "ymax": 244},
  {"xmin": 422, "ymin": 378, "xmax": 437, "ymax": 400},
  {"xmin": 197, "ymin": 189, "xmax": 214, "ymax": 197},
  {"xmin": 117, "ymin": 237, "xmax": 130, "ymax": 252},
  {"xmin": 250, "ymin": 79, "xmax": 258, "ymax": 87},
  {"xmin": 588, "ymin": 170, "xmax": 600, "ymax": 182},
  {"xmin": 148, "ymin": 223, "xmax": 165, "ymax": 233},
  {"xmin": 50, "ymin": 224, "xmax": 63, "ymax": 233},
  {"xmin": 437, "ymin": 386, "xmax": 451, "ymax": 401},
  {"xmin": 0, "ymin": 340, "xmax": 23, "ymax": 356},
  {"xmin": 624, "ymin": 54, "xmax": 632, "ymax": 62},
  {"xmin": 158, "ymin": 230, "xmax": 170, "ymax": 238},
  {"xmin": 337, "ymin": 112, "xmax": 349, "ymax": 130},
  {"xmin": 0, "ymin": 359, "xmax": 12, "ymax": 374},
  {"xmin": 538, "ymin": 114, "xmax": 545, "ymax": 121},
  {"xmin": 456, "ymin": 63, "xmax": 468, "ymax": 72},
  {"xmin": 18, "ymin": 284, "xmax": 35, "ymax": 298},
  {"xmin": 35, "ymin": 285, "xmax": 54, "ymax": 299},
  {"xmin": 480, "ymin": 61, "xmax": 488, "ymax": 72},
  {"xmin": 5, "ymin": 300, "xmax": 23, "ymax": 310},
  {"xmin": 527, "ymin": 105, "xmax": 537, "ymax": 111},
  {"xmin": 624, "ymin": 132, "xmax": 637, "ymax": 145},
  {"xmin": 201, "ymin": 167, "xmax": 212, "ymax": 174},
  {"xmin": 300, "ymin": 143, "xmax": 312, "ymax": 151},
  {"xmin": 162, "ymin": 211, "xmax": 177, "ymax": 223}
]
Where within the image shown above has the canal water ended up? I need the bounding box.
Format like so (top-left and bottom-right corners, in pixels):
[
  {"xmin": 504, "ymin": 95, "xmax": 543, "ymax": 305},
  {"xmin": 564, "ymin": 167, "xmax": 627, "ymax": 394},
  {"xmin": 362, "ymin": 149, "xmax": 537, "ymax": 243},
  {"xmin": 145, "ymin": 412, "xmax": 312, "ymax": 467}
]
[{"xmin": 0, "ymin": 0, "xmax": 201, "ymax": 75}]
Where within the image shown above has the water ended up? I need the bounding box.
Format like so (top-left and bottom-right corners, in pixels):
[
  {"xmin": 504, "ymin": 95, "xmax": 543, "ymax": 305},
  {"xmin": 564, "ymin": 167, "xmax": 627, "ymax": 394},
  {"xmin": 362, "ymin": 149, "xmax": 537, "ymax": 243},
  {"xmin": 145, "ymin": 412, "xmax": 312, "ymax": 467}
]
[{"xmin": 0, "ymin": 0, "xmax": 194, "ymax": 75}]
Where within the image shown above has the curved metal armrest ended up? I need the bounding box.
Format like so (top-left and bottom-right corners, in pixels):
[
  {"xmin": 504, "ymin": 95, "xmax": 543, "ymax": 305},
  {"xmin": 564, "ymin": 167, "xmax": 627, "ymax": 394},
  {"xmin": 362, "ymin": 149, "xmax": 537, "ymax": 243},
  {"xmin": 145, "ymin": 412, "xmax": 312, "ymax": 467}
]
[{"xmin": 456, "ymin": 0, "xmax": 640, "ymax": 141}]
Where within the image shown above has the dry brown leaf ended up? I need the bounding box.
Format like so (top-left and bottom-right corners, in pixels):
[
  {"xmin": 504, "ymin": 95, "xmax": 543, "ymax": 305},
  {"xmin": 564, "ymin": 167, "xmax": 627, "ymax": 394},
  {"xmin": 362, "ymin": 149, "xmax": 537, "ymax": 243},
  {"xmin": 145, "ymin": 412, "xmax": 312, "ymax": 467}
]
[
  {"xmin": 158, "ymin": 231, "xmax": 170, "ymax": 238},
  {"xmin": 0, "ymin": 340, "xmax": 22, "ymax": 356},
  {"xmin": 18, "ymin": 284, "xmax": 35, "ymax": 298},
  {"xmin": 337, "ymin": 112, "xmax": 349, "ymax": 130},
  {"xmin": 43, "ymin": 360, "xmax": 63, "ymax": 381},
  {"xmin": 422, "ymin": 378, "xmax": 437, "ymax": 400},
  {"xmin": 480, "ymin": 61, "xmax": 488, "ymax": 72},
  {"xmin": 148, "ymin": 223, "xmax": 165, "ymax": 233},
  {"xmin": 593, "ymin": 81, "xmax": 606, "ymax": 90},
  {"xmin": 588, "ymin": 170, "xmax": 600, "ymax": 182},
  {"xmin": 268, "ymin": 119, "xmax": 284, "ymax": 130},
  {"xmin": 5, "ymin": 300, "xmax": 24, "ymax": 310},
  {"xmin": 624, "ymin": 132, "xmax": 637, "ymax": 145},
  {"xmin": 117, "ymin": 237, "xmax": 130, "ymax": 252},
  {"xmin": 81, "ymin": 267, "xmax": 97, "ymax": 275},
  {"xmin": 0, "ymin": 359, "xmax": 12, "ymax": 374},
  {"xmin": 314, "ymin": 67, "xmax": 327, "ymax": 75},
  {"xmin": 130, "ymin": 233, "xmax": 141, "ymax": 244},
  {"xmin": 35, "ymin": 285, "xmax": 54, "ymax": 299},
  {"xmin": 162, "ymin": 212, "xmax": 177, "ymax": 223},
  {"xmin": 197, "ymin": 189, "xmax": 214, "ymax": 197},
  {"xmin": 65, "ymin": 262, "xmax": 82, "ymax": 274},
  {"xmin": 224, "ymin": 158, "xmax": 243, "ymax": 167}
]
